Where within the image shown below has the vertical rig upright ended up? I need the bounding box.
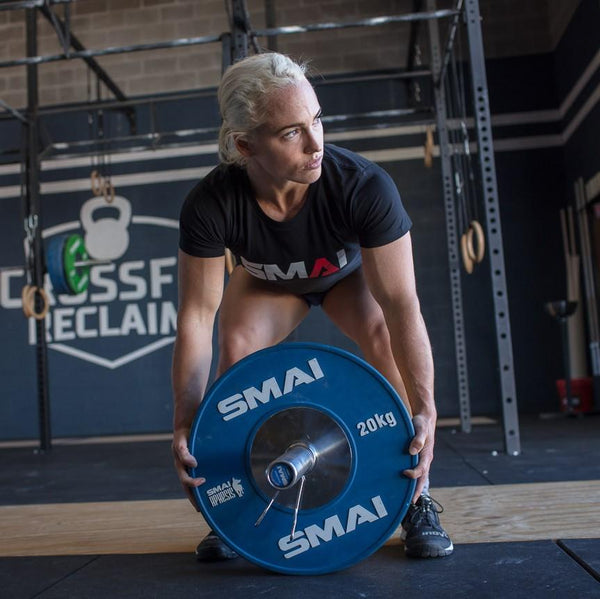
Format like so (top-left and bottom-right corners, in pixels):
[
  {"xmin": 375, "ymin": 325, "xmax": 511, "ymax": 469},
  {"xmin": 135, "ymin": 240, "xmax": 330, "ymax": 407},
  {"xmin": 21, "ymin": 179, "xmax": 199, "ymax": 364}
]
[
  {"xmin": 464, "ymin": 0, "xmax": 520, "ymax": 455},
  {"xmin": 231, "ymin": 0, "xmax": 250, "ymax": 62},
  {"xmin": 25, "ymin": 6, "xmax": 52, "ymax": 452},
  {"xmin": 427, "ymin": 0, "xmax": 520, "ymax": 453},
  {"xmin": 426, "ymin": 0, "xmax": 473, "ymax": 434},
  {"xmin": 222, "ymin": 1, "xmax": 250, "ymax": 77}
]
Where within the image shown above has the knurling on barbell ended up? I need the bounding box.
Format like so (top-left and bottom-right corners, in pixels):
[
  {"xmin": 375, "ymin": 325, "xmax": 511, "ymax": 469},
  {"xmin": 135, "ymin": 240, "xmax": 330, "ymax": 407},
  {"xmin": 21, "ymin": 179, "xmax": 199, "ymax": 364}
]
[{"xmin": 189, "ymin": 343, "xmax": 417, "ymax": 575}]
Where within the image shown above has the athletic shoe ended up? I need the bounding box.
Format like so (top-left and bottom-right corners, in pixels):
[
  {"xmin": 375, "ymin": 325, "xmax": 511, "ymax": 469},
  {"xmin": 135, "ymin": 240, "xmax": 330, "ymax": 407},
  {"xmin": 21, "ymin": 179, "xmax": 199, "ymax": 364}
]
[
  {"xmin": 195, "ymin": 531, "xmax": 239, "ymax": 561},
  {"xmin": 400, "ymin": 494, "xmax": 454, "ymax": 558}
]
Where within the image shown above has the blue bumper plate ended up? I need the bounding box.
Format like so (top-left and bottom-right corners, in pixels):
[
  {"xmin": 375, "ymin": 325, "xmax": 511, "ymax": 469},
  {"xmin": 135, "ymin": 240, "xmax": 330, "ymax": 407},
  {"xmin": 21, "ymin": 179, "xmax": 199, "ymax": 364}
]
[{"xmin": 189, "ymin": 343, "xmax": 417, "ymax": 574}]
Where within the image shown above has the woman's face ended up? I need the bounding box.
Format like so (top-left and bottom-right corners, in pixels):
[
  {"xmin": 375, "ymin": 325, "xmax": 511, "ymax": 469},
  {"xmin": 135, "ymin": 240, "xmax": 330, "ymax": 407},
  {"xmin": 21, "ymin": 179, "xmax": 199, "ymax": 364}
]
[{"xmin": 240, "ymin": 78, "xmax": 324, "ymax": 189}]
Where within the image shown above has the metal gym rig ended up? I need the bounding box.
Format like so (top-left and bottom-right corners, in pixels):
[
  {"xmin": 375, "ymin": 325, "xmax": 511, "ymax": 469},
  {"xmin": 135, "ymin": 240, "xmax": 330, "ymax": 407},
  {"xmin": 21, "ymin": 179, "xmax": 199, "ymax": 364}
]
[{"xmin": 0, "ymin": 0, "xmax": 520, "ymax": 456}]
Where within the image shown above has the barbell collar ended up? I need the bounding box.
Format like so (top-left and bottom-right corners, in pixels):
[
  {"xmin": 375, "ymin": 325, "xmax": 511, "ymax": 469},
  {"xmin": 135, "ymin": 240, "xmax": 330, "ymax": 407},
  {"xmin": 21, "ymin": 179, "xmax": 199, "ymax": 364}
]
[{"xmin": 267, "ymin": 443, "xmax": 317, "ymax": 490}]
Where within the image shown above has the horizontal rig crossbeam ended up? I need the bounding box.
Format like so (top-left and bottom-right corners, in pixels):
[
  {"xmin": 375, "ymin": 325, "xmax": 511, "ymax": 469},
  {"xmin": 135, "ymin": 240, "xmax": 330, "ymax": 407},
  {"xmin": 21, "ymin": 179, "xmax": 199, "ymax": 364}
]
[
  {"xmin": 0, "ymin": 8, "xmax": 459, "ymax": 70},
  {"xmin": 0, "ymin": 34, "xmax": 223, "ymax": 69},
  {"xmin": 252, "ymin": 9, "xmax": 460, "ymax": 37},
  {"xmin": 0, "ymin": 0, "xmax": 74, "ymax": 11}
]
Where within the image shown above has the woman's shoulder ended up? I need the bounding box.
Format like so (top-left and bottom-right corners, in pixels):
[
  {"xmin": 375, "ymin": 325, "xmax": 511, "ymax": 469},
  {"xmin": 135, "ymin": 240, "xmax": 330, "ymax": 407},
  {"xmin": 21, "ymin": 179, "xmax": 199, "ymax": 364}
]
[
  {"xmin": 185, "ymin": 163, "xmax": 249, "ymax": 208},
  {"xmin": 323, "ymin": 144, "xmax": 370, "ymax": 172},
  {"xmin": 322, "ymin": 144, "xmax": 390, "ymax": 189}
]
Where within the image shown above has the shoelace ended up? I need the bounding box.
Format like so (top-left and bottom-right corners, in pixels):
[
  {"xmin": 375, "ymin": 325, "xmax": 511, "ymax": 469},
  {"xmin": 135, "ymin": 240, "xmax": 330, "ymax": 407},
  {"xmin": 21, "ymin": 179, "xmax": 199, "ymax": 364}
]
[
  {"xmin": 407, "ymin": 495, "xmax": 445, "ymax": 527},
  {"xmin": 426, "ymin": 495, "xmax": 445, "ymax": 514}
]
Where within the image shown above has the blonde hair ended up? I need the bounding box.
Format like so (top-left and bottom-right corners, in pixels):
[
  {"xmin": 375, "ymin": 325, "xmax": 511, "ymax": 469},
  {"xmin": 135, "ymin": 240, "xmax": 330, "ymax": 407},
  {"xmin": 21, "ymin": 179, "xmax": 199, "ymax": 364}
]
[{"xmin": 218, "ymin": 52, "xmax": 308, "ymax": 166}]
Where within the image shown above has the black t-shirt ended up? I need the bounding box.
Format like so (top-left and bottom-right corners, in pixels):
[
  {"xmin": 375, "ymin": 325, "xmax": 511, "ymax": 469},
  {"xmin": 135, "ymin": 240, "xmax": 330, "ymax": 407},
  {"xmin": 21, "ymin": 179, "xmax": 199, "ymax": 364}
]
[{"xmin": 179, "ymin": 144, "xmax": 412, "ymax": 294}]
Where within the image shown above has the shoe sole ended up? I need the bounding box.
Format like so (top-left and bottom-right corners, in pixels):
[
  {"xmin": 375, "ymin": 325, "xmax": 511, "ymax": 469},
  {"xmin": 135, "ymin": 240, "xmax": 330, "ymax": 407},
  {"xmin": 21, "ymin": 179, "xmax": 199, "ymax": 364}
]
[
  {"xmin": 196, "ymin": 536, "xmax": 239, "ymax": 561},
  {"xmin": 405, "ymin": 542, "xmax": 454, "ymax": 558}
]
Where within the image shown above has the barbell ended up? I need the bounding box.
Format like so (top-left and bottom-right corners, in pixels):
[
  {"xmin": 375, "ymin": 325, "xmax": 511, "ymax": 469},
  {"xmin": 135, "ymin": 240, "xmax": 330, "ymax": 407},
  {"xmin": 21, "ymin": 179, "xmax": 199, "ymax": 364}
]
[{"xmin": 188, "ymin": 343, "xmax": 417, "ymax": 575}]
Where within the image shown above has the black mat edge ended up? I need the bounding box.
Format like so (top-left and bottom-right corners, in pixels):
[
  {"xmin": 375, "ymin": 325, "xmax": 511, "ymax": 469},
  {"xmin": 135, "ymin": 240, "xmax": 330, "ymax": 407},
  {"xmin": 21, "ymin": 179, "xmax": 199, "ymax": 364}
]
[{"xmin": 557, "ymin": 538, "xmax": 600, "ymax": 582}]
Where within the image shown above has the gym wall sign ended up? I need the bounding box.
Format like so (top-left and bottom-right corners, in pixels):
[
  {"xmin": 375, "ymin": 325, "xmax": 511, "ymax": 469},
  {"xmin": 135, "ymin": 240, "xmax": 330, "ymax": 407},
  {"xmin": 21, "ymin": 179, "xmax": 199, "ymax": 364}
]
[{"xmin": 0, "ymin": 194, "xmax": 179, "ymax": 369}]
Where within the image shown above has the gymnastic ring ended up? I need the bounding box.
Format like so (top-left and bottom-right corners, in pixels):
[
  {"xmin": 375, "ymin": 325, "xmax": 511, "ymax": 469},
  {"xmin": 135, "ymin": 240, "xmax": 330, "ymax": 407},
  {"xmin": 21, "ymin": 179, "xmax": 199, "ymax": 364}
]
[
  {"xmin": 22, "ymin": 285, "xmax": 49, "ymax": 320},
  {"xmin": 21, "ymin": 285, "xmax": 33, "ymax": 318},
  {"xmin": 424, "ymin": 126, "xmax": 434, "ymax": 169},
  {"xmin": 467, "ymin": 220, "xmax": 485, "ymax": 263},
  {"xmin": 460, "ymin": 232, "xmax": 474, "ymax": 274},
  {"xmin": 103, "ymin": 178, "xmax": 115, "ymax": 204},
  {"xmin": 465, "ymin": 225, "xmax": 477, "ymax": 262},
  {"xmin": 90, "ymin": 170, "xmax": 105, "ymax": 197}
]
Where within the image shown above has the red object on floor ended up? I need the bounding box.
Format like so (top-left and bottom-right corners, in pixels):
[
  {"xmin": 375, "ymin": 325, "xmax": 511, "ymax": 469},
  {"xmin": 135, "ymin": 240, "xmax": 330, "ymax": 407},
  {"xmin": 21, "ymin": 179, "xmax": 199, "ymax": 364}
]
[{"xmin": 556, "ymin": 377, "xmax": 593, "ymax": 413}]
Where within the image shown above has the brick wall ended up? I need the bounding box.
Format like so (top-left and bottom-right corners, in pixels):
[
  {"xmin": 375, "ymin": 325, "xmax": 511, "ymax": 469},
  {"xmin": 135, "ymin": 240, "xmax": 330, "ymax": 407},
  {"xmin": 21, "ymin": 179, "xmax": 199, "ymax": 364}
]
[{"xmin": 0, "ymin": 0, "xmax": 581, "ymax": 111}]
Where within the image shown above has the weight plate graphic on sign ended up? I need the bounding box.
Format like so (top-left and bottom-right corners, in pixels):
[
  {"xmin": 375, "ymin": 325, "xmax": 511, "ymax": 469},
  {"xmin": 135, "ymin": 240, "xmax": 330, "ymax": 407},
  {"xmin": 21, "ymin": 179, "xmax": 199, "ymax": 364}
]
[
  {"xmin": 189, "ymin": 343, "xmax": 417, "ymax": 575},
  {"xmin": 46, "ymin": 233, "xmax": 90, "ymax": 295}
]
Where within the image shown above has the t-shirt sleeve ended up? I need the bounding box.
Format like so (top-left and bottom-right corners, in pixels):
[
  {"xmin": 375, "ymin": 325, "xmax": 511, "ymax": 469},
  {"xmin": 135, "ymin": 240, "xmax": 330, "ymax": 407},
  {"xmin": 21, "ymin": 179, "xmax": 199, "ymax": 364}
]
[
  {"xmin": 178, "ymin": 181, "xmax": 227, "ymax": 258},
  {"xmin": 352, "ymin": 165, "xmax": 412, "ymax": 248}
]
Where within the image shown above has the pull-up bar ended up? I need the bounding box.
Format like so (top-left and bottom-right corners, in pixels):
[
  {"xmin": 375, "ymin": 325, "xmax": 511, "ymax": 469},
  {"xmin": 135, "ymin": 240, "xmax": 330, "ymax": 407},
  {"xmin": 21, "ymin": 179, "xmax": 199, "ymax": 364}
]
[
  {"xmin": 0, "ymin": 9, "xmax": 459, "ymax": 70},
  {"xmin": 0, "ymin": 0, "xmax": 74, "ymax": 10}
]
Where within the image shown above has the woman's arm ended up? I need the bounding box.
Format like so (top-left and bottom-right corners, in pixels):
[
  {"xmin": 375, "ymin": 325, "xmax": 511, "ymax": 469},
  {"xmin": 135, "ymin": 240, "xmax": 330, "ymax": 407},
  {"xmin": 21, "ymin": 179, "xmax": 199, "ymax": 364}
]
[
  {"xmin": 171, "ymin": 250, "xmax": 225, "ymax": 501},
  {"xmin": 361, "ymin": 233, "xmax": 436, "ymax": 499}
]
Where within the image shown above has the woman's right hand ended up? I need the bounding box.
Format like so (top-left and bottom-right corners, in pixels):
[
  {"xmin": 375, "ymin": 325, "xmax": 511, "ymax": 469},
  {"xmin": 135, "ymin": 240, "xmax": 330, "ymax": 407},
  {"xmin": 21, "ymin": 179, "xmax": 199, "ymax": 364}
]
[{"xmin": 172, "ymin": 427, "xmax": 206, "ymax": 510}]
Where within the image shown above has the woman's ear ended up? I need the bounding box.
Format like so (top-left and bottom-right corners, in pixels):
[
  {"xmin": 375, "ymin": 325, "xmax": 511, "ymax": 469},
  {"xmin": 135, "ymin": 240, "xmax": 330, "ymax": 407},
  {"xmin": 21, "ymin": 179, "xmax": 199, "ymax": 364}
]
[{"xmin": 234, "ymin": 134, "xmax": 253, "ymax": 158}]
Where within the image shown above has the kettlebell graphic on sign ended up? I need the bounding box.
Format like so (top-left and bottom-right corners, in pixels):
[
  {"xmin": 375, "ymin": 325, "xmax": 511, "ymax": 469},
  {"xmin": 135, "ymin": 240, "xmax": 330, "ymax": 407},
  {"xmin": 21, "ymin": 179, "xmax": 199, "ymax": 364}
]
[{"xmin": 80, "ymin": 195, "xmax": 132, "ymax": 261}]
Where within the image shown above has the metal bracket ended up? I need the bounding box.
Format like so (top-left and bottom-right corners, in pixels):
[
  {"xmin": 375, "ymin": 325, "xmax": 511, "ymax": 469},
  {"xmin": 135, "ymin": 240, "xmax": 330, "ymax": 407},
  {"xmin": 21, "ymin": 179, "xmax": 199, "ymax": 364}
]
[
  {"xmin": 43, "ymin": 0, "xmax": 70, "ymax": 56},
  {"xmin": 0, "ymin": 98, "xmax": 28, "ymax": 123},
  {"xmin": 427, "ymin": 0, "xmax": 472, "ymax": 434}
]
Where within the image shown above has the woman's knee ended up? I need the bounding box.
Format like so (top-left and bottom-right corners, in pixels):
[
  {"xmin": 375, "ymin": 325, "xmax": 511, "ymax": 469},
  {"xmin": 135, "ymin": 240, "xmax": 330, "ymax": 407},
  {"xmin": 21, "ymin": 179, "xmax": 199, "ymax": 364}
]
[{"xmin": 217, "ymin": 328, "xmax": 265, "ymax": 374}]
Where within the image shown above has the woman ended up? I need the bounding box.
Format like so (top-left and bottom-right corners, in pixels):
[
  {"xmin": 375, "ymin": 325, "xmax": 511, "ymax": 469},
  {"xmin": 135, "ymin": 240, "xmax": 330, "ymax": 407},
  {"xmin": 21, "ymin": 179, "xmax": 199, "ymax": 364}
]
[{"xmin": 172, "ymin": 52, "xmax": 452, "ymax": 560}]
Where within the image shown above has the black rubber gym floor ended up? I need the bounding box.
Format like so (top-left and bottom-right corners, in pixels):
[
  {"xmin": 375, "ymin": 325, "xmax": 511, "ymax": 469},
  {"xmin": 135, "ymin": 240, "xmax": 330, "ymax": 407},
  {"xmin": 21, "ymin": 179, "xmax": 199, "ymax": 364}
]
[
  {"xmin": 3, "ymin": 541, "xmax": 600, "ymax": 599},
  {"xmin": 1, "ymin": 414, "xmax": 599, "ymax": 598}
]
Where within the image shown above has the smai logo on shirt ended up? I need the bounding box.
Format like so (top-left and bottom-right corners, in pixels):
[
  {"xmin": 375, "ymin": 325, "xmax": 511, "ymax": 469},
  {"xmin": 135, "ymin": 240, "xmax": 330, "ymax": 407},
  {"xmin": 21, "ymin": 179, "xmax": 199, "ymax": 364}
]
[{"xmin": 240, "ymin": 249, "xmax": 348, "ymax": 281}]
